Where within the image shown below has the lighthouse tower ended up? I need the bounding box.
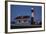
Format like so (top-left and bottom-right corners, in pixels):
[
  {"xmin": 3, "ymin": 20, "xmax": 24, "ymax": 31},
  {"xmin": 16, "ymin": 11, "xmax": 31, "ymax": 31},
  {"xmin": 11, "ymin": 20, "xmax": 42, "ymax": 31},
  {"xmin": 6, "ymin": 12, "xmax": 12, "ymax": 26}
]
[
  {"xmin": 31, "ymin": 8, "xmax": 35, "ymax": 25},
  {"xmin": 31, "ymin": 8, "xmax": 34, "ymax": 17}
]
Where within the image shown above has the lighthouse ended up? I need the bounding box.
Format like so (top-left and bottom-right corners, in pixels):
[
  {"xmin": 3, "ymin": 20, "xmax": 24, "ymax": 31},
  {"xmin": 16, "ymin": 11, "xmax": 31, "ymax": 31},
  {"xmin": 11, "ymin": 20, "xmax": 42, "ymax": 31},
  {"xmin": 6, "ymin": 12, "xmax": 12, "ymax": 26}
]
[
  {"xmin": 31, "ymin": 8, "xmax": 35, "ymax": 25},
  {"xmin": 31, "ymin": 8, "xmax": 34, "ymax": 17}
]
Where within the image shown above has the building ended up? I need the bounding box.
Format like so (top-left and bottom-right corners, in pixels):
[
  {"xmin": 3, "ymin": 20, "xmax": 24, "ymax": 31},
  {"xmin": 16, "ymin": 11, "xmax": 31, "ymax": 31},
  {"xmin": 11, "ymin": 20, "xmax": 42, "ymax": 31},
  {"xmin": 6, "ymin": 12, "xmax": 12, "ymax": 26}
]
[{"xmin": 15, "ymin": 16, "xmax": 31, "ymax": 26}]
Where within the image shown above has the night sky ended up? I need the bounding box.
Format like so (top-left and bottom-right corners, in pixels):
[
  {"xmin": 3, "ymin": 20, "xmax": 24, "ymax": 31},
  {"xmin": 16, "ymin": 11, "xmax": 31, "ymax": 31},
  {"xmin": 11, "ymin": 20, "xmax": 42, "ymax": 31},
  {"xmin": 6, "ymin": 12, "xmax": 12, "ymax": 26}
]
[{"xmin": 11, "ymin": 5, "xmax": 42, "ymax": 22}]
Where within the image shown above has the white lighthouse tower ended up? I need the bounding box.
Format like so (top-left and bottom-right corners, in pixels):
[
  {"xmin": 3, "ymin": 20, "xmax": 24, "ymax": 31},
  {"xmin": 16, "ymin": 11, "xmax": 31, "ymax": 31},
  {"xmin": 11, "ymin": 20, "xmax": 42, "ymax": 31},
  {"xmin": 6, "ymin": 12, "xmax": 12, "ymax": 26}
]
[
  {"xmin": 31, "ymin": 8, "xmax": 34, "ymax": 17},
  {"xmin": 31, "ymin": 8, "xmax": 35, "ymax": 25}
]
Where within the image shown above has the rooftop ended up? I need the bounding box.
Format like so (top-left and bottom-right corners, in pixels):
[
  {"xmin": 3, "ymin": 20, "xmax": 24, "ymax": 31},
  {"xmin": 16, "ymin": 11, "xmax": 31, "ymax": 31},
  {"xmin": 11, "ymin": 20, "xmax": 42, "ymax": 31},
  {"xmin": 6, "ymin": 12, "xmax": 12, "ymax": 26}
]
[{"xmin": 15, "ymin": 16, "xmax": 30, "ymax": 19}]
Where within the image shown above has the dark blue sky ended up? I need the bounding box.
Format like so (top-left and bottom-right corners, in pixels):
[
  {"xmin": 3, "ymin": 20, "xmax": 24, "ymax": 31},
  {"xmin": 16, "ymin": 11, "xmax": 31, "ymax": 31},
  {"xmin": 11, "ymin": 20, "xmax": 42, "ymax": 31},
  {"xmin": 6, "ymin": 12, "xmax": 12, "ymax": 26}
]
[{"xmin": 11, "ymin": 5, "xmax": 42, "ymax": 22}]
